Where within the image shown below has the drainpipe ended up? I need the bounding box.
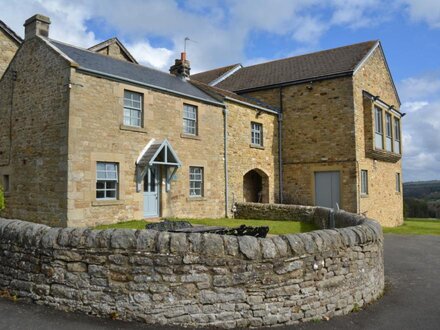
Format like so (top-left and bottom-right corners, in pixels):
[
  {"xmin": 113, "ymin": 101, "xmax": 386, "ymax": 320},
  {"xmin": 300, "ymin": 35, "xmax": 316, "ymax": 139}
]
[
  {"xmin": 278, "ymin": 88, "xmax": 284, "ymax": 203},
  {"xmin": 223, "ymin": 105, "xmax": 229, "ymax": 217}
]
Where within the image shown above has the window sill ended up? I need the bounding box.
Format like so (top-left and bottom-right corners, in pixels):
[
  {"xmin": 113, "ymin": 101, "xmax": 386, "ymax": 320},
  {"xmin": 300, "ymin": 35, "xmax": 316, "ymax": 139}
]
[
  {"xmin": 181, "ymin": 133, "xmax": 201, "ymax": 140},
  {"xmin": 366, "ymin": 148, "xmax": 401, "ymax": 163},
  {"xmin": 395, "ymin": 192, "xmax": 402, "ymax": 195},
  {"xmin": 119, "ymin": 124, "xmax": 148, "ymax": 134},
  {"xmin": 4, "ymin": 192, "xmax": 10, "ymax": 197},
  {"xmin": 360, "ymin": 194, "xmax": 369, "ymax": 198},
  {"xmin": 186, "ymin": 197, "xmax": 206, "ymax": 202},
  {"xmin": 250, "ymin": 144, "xmax": 265, "ymax": 150},
  {"xmin": 92, "ymin": 200, "xmax": 124, "ymax": 206}
]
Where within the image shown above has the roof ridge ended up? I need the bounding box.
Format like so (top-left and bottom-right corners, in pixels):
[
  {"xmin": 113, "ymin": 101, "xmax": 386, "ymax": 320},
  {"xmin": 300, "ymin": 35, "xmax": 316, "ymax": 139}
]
[
  {"xmin": 48, "ymin": 38, "xmax": 175, "ymax": 77},
  {"xmin": 242, "ymin": 40, "xmax": 379, "ymax": 70},
  {"xmin": 192, "ymin": 63, "xmax": 241, "ymax": 76},
  {"xmin": 88, "ymin": 37, "xmax": 138, "ymax": 64}
]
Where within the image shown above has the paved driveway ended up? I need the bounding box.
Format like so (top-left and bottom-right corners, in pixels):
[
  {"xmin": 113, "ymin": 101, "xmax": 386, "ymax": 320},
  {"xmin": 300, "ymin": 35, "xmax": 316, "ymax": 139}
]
[{"xmin": 0, "ymin": 234, "xmax": 439, "ymax": 330}]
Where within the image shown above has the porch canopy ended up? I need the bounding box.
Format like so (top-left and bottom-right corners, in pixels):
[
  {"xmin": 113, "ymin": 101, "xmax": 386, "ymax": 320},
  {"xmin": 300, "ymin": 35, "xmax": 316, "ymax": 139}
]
[{"xmin": 136, "ymin": 139, "xmax": 182, "ymax": 191}]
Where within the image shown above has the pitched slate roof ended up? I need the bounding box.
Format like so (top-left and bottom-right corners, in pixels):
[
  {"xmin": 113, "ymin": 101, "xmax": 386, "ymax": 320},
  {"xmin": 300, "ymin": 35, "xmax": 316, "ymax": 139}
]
[
  {"xmin": 88, "ymin": 37, "xmax": 138, "ymax": 64},
  {"xmin": 47, "ymin": 39, "xmax": 222, "ymax": 105},
  {"xmin": 202, "ymin": 41, "xmax": 379, "ymax": 92},
  {"xmin": 0, "ymin": 20, "xmax": 23, "ymax": 45},
  {"xmin": 190, "ymin": 80, "xmax": 279, "ymax": 113},
  {"xmin": 191, "ymin": 63, "xmax": 241, "ymax": 85}
]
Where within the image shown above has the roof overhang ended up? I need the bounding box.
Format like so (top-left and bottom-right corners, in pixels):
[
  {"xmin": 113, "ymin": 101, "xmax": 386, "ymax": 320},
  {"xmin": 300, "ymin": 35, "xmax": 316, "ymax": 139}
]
[{"xmin": 136, "ymin": 139, "xmax": 182, "ymax": 168}]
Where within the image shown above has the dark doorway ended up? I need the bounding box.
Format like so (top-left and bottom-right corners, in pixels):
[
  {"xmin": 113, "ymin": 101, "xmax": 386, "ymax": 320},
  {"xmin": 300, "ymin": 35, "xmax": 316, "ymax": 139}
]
[{"xmin": 243, "ymin": 169, "xmax": 269, "ymax": 203}]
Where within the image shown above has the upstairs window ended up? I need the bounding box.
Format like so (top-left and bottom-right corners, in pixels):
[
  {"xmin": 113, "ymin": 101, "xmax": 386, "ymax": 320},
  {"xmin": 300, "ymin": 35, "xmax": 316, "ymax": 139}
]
[
  {"xmin": 123, "ymin": 91, "xmax": 142, "ymax": 127},
  {"xmin": 189, "ymin": 167, "xmax": 203, "ymax": 197},
  {"xmin": 361, "ymin": 170, "xmax": 368, "ymax": 195},
  {"xmin": 394, "ymin": 118, "xmax": 401, "ymax": 154},
  {"xmin": 374, "ymin": 107, "xmax": 383, "ymax": 149},
  {"xmin": 385, "ymin": 112, "xmax": 392, "ymax": 152},
  {"xmin": 96, "ymin": 162, "xmax": 119, "ymax": 200},
  {"xmin": 183, "ymin": 104, "xmax": 198, "ymax": 135},
  {"xmin": 251, "ymin": 122, "xmax": 263, "ymax": 146}
]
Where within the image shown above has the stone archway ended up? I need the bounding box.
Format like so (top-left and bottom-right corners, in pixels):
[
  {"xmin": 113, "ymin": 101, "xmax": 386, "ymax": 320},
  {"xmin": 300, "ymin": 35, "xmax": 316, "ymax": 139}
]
[{"xmin": 243, "ymin": 169, "xmax": 269, "ymax": 203}]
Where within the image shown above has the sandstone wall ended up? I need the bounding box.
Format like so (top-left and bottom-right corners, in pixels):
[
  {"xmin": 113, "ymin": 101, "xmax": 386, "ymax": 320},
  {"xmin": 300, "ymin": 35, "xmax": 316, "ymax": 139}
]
[
  {"xmin": 353, "ymin": 46, "xmax": 403, "ymax": 226},
  {"xmin": 0, "ymin": 29, "xmax": 19, "ymax": 78},
  {"xmin": 0, "ymin": 37, "xmax": 70, "ymax": 226},
  {"xmin": 67, "ymin": 71, "xmax": 226, "ymax": 226},
  {"xmin": 0, "ymin": 208, "xmax": 384, "ymax": 328},
  {"xmin": 226, "ymin": 102, "xmax": 279, "ymax": 209},
  {"xmin": 245, "ymin": 79, "xmax": 358, "ymax": 213}
]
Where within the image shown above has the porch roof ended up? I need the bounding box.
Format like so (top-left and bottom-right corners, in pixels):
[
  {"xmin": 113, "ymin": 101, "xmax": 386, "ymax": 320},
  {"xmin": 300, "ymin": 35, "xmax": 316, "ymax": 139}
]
[{"xmin": 136, "ymin": 139, "xmax": 181, "ymax": 168}]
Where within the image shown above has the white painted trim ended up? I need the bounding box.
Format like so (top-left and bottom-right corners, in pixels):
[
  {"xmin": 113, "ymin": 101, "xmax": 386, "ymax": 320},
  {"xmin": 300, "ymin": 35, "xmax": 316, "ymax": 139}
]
[
  {"xmin": 209, "ymin": 64, "xmax": 242, "ymax": 86},
  {"xmin": 353, "ymin": 41, "xmax": 380, "ymax": 75},
  {"xmin": 353, "ymin": 41, "xmax": 401, "ymax": 106},
  {"xmin": 136, "ymin": 139, "xmax": 156, "ymax": 164}
]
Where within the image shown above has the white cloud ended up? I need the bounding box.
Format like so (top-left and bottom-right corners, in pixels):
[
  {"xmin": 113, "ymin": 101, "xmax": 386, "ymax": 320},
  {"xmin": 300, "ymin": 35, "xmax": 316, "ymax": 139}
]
[
  {"xmin": 400, "ymin": 74, "xmax": 440, "ymax": 181},
  {"xmin": 401, "ymin": 0, "xmax": 440, "ymax": 28},
  {"xmin": 399, "ymin": 76, "xmax": 440, "ymax": 101},
  {"xmin": 400, "ymin": 101, "xmax": 429, "ymax": 113},
  {"xmin": 127, "ymin": 41, "xmax": 173, "ymax": 70}
]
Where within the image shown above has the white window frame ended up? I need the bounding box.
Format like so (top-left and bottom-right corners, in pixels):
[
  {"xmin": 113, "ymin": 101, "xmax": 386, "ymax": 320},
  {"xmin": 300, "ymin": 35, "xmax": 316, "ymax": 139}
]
[
  {"xmin": 96, "ymin": 162, "xmax": 119, "ymax": 200},
  {"xmin": 396, "ymin": 172, "xmax": 401, "ymax": 193},
  {"xmin": 189, "ymin": 166, "xmax": 203, "ymax": 197},
  {"xmin": 183, "ymin": 104, "xmax": 198, "ymax": 136},
  {"xmin": 361, "ymin": 170, "xmax": 368, "ymax": 195},
  {"xmin": 374, "ymin": 106, "xmax": 384, "ymax": 149},
  {"xmin": 385, "ymin": 112, "xmax": 393, "ymax": 152},
  {"xmin": 251, "ymin": 122, "xmax": 263, "ymax": 146},
  {"xmin": 394, "ymin": 117, "xmax": 401, "ymax": 154},
  {"xmin": 123, "ymin": 90, "xmax": 143, "ymax": 127}
]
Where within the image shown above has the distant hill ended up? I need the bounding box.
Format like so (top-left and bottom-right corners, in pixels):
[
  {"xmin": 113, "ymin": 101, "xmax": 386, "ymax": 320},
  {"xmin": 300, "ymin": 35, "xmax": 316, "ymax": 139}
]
[
  {"xmin": 404, "ymin": 180, "xmax": 440, "ymax": 200},
  {"xmin": 403, "ymin": 180, "xmax": 440, "ymax": 218}
]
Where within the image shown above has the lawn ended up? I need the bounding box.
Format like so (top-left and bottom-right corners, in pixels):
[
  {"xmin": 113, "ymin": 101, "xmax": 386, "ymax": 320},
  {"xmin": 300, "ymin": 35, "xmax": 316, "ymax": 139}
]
[
  {"xmin": 94, "ymin": 218, "xmax": 317, "ymax": 235},
  {"xmin": 383, "ymin": 218, "xmax": 440, "ymax": 235}
]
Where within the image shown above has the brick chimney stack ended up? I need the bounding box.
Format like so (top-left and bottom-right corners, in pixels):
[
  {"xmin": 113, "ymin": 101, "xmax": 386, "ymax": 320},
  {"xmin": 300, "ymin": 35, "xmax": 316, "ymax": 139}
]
[
  {"xmin": 24, "ymin": 14, "xmax": 51, "ymax": 40},
  {"xmin": 170, "ymin": 52, "xmax": 191, "ymax": 80}
]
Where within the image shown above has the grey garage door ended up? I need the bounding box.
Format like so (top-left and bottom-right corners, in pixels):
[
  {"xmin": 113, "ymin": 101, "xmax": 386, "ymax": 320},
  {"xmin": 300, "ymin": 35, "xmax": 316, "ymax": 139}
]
[{"xmin": 314, "ymin": 171, "xmax": 340, "ymax": 209}]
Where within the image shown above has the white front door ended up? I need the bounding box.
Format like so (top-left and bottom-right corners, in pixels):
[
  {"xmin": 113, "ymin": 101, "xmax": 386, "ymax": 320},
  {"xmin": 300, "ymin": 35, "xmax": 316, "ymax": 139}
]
[{"xmin": 143, "ymin": 166, "xmax": 159, "ymax": 217}]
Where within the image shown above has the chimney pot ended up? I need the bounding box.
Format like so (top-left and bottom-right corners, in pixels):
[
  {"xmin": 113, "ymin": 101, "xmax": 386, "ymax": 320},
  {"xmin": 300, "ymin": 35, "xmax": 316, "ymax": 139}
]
[
  {"xmin": 24, "ymin": 14, "xmax": 51, "ymax": 40},
  {"xmin": 170, "ymin": 53, "xmax": 191, "ymax": 80}
]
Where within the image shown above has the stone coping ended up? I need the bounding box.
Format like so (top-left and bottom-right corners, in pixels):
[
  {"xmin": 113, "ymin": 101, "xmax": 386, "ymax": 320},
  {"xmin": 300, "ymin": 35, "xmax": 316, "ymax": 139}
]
[{"xmin": 0, "ymin": 211, "xmax": 381, "ymax": 260}]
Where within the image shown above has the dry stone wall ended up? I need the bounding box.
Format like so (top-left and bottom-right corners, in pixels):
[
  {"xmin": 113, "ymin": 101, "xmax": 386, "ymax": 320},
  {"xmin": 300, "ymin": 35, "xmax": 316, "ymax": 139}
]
[{"xmin": 0, "ymin": 206, "xmax": 384, "ymax": 328}]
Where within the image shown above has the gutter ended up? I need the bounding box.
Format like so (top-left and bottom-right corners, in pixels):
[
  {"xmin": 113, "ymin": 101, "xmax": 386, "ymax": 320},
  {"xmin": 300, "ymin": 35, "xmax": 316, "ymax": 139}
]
[
  {"xmin": 232, "ymin": 71, "xmax": 353, "ymax": 94},
  {"xmin": 76, "ymin": 67, "xmax": 225, "ymax": 107},
  {"xmin": 224, "ymin": 96, "xmax": 279, "ymax": 115},
  {"xmin": 278, "ymin": 88, "xmax": 284, "ymax": 203},
  {"xmin": 223, "ymin": 105, "xmax": 229, "ymax": 217}
]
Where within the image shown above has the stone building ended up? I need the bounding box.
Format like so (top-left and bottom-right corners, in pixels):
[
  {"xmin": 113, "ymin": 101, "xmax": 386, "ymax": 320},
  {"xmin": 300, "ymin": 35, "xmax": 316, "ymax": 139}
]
[
  {"xmin": 0, "ymin": 15, "xmax": 279, "ymax": 227},
  {"xmin": 0, "ymin": 14, "xmax": 403, "ymax": 227},
  {"xmin": 193, "ymin": 41, "xmax": 403, "ymax": 226}
]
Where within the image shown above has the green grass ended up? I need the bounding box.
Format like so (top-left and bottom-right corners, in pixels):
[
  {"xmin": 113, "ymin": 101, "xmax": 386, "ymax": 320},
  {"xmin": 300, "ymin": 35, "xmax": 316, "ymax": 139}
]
[
  {"xmin": 383, "ymin": 218, "xmax": 440, "ymax": 235},
  {"xmin": 94, "ymin": 218, "xmax": 317, "ymax": 235}
]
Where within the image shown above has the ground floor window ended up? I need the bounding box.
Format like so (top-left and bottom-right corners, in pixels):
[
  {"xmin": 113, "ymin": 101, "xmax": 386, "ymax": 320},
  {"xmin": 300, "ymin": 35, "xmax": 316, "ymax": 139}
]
[
  {"xmin": 96, "ymin": 162, "xmax": 119, "ymax": 199},
  {"xmin": 396, "ymin": 172, "xmax": 401, "ymax": 193},
  {"xmin": 361, "ymin": 170, "xmax": 368, "ymax": 195},
  {"xmin": 189, "ymin": 166, "xmax": 203, "ymax": 197},
  {"xmin": 2, "ymin": 175, "xmax": 10, "ymax": 193}
]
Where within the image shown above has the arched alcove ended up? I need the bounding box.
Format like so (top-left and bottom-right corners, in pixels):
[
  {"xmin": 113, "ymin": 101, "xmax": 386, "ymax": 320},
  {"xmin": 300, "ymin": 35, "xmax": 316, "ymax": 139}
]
[{"xmin": 243, "ymin": 169, "xmax": 269, "ymax": 203}]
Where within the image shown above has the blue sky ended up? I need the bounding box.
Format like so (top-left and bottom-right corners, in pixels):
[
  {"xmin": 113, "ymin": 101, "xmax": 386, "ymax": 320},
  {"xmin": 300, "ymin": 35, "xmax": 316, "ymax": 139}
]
[{"xmin": 1, "ymin": 0, "xmax": 440, "ymax": 182}]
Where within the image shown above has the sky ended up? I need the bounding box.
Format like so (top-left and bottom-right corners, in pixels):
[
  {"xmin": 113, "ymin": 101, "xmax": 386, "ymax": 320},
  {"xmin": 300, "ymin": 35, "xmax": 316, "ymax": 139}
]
[{"xmin": 1, "ymin": 0, "xmax": 440, "ymax": 182}]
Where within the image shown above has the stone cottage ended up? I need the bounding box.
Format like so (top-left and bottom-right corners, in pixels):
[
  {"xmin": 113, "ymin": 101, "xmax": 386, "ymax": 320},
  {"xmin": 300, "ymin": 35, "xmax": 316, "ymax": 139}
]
[{"xmin": 0, "ymin": 14, "xmax": 403, "ymax": 227}]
